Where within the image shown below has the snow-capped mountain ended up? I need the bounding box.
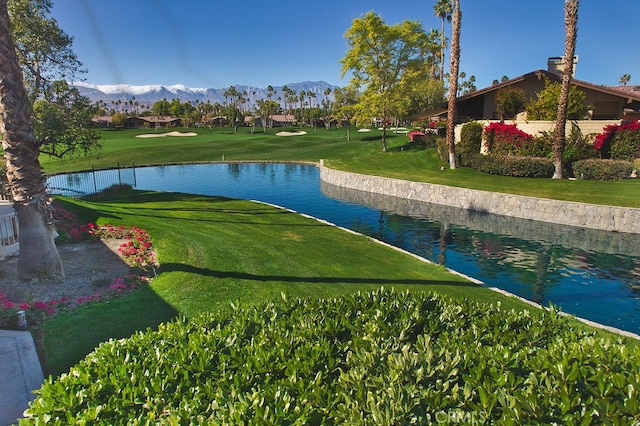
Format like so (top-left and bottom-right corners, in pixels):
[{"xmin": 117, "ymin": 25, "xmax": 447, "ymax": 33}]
[{"xmin": 73, "ymin": 81, "xmax": 338, "ymax": 108}]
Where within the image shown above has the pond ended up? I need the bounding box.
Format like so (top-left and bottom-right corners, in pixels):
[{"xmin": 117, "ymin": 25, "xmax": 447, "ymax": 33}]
[{"xmin": 48, "ymin": 163, "xmax": 640, "ymax": 335}]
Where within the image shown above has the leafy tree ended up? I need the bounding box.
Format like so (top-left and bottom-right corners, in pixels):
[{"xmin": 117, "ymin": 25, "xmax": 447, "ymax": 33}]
[
  {"xmin": 151, "ymin": 98, "xmax": 171, "ymax": 117},
  {"xmin": 552, "ymin": 0, "xmax": 580, "ymax": 179},
  {"xmin": 495, "ymin": 86, "xmax": 529, "ymax": 119},
  {"xmin": 445, "ymin": 0, "xmax": 461, "ymax": 169},
  {"xmin": 33, "ymin": 81, "xmax": 101, "ymax": 158},
  {"xmin": 256, "ymin": 99, "xmax": 279, "ymax": 132},
  {"xmin": 110, "ymin": 111, "xmax": 126, "ymax": 128},
  {"xmin": 405, "ymin": 77, "xmax": 446, "ymax": 119},
  {"xmin": 433, "ymin": 0, "xmax": 452, "ymax": 81},
  {"xmin": 7, "ymin": 0, "xmax": 100, "ymax": 159},
  {"xmin": 8, "ymin": 0, "xmax": 82, "ymax": 103},
  {"xmin": 341, "ymin": 11, "xmax": 432, "ymax": 152},
  {"xmin": 1, "ymin": 0, "xmax": 62, "ymax": 278},
  {"xmin": 331, "ymin": 86, "xmax": 360, "ymax": 140},
  {"xmin": 526, "ymin": 77, "xmax": 587, "ymax": 121},
  {"xmin": 223, "ymin": 86, "xmax": 246, "ymax": 134}
]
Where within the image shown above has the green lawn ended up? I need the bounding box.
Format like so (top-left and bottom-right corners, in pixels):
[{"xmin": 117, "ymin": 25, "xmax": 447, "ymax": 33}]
[
  {"xmin": 45, "ymin": 190, "xmax": 532, "ymax": 376},
  {"xmin": 40, "ymin": 126, "xmax": 640, "ymax": 207},
  {"xmin": 34, "ymin": 126, "xmax": 640, "ymax": 374}
]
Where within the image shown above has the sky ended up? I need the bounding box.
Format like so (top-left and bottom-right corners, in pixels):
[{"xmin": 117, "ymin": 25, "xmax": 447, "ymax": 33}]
[{"xmin": 49, "ymin": 0, "xmax": 640, "ymax": 90}]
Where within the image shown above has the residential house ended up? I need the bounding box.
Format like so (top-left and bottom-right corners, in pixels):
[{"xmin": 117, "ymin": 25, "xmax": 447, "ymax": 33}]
[{"xmin": 419, "ymin": 58, "xmax": 640, "ymax": 123}]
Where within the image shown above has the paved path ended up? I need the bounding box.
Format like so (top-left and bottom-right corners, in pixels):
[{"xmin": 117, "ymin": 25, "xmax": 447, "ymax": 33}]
[{"xmin": 0, "ymin": 330, "xmax": 43, "ymax": 426}]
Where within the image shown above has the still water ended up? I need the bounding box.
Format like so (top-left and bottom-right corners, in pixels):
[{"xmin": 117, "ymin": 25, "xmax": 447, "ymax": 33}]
[{"xmin": 49, "ymin": 163, "xmax": 640, "ymax": 335}]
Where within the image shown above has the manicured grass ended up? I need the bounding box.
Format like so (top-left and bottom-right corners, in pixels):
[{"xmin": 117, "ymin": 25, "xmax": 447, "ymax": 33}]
[
  {"xmin": 45, "ymin": 189, "xmax": 535, "ymax": 376},
  {"xmin": 39, "ymin": 126, "xmax": 640, "ymax": 207},
  {"xmin": 35, "ymin": 126, "xmax": 640, "ymax": 375}
]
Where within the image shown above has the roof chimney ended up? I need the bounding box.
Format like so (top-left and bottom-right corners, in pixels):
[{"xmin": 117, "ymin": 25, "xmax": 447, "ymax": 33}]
[{"xmin": 547, "ymin": 56, "xmax": 578, "ymax": 77}]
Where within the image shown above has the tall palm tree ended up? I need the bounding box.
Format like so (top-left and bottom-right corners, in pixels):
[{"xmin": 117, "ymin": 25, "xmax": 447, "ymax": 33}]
[
  {"xmin": 445, "ymin": 0, "xmax": 461, "ymax": 170},
  {"xmin": 433, "ymin": 0, "xmax": 452, "ymax": 81},
  {"xmin": 619, "ymin": 74, "xmax": 631, "ymax": 86},
  {"xmin": 0, "ymin": 0, "xmax": 62, "ymax": 278},
  {"xmin": 552, "ymin": 0, "xmax": 579, "ymax": 179}
]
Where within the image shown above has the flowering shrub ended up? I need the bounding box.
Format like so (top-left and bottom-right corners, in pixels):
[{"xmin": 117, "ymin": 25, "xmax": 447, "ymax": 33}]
[
  {"xmin": 88, "ymin": 224, "xmax": 158, "ymax": 272},
  {"xmin": 483, "ymin": 122, "xmax": 533, "ymax": 155},
  {"xmin": 52, "ymin": 204, "xmax": 94, "ymax": 242},
  {"xmin": 2, "ymin": 203, "xmax": 159, "ymax": 328},
  {"xmin": 594, "ymin": 120, "xmax": 640, "ymax": 161},
  {"xmin": 1, "ymin": 292, "xmax": 70, "ymax": 329},
  {"xmin": 0, "ymin": 273, "xmax": 152, "ymax": 329}
]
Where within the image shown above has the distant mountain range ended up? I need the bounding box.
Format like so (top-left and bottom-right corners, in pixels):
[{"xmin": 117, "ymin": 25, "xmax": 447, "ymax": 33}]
[{"xmin": 72, "ymin": 81, "xmax": 339, "ymax": 109}]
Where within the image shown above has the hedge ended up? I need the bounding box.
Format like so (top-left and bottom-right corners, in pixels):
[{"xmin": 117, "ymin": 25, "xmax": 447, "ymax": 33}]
[
  {"xmin": 463, "ymin": 154, "xmax": 555, "ymax": 178},
  {"xmin": 23, "ymin": 288, "xmax": 640, "ymax": 424},
  {"xmin": 572, "ymin": 159, "xmax": 635, "ymax": 180}
]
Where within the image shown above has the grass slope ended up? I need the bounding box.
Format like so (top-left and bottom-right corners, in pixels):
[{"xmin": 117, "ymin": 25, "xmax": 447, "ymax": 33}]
[{"xmin": 46, "ymin": 190, "xmax": 530, "ymax": 376}]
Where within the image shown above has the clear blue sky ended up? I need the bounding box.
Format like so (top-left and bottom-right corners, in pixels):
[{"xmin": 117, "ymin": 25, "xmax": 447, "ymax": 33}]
[{"xmin": 50, "ymin": 0, "xmax": 639, "ymax": 90}]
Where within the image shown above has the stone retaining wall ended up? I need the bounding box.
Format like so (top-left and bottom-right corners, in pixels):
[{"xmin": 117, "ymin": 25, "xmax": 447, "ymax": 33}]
[{"xmin": 319, "ymin": 164, "xmax": 640, "ymax": 234}]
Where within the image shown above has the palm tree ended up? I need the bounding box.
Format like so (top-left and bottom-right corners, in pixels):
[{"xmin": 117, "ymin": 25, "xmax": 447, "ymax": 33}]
[
  {"xmin": 619, "ymin": 74, "xmax": 631, "ymax": 86},
  {"xmin": 433, "ymin": 0, "xmax": 452, "ymax": 81},
  {"xmin": 445, "ymin": 0, "xmax": 461, "ymax": 170},
  {"xmin": 0, "ymin": 0, "xmax": 62, "ymax": 278},
  {"xmin": 552, "ymin": 0, "xmax": 579, "ymax": 180}
]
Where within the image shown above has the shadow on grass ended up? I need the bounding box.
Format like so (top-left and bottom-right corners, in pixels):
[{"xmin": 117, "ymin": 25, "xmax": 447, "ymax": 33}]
[
  {"xmin": 44, "ymin": 285, "xmax": 179, "ymax": 377},
  {"xmin": 160, "ymin": 262, "xmax": 476, "ymax": 288},
  {"xmin": 388, "ymin": 142, "xmax": 429, "ymax": 153}
]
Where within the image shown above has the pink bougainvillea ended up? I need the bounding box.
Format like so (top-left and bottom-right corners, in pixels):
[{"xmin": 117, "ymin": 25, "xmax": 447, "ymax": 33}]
[
  {"xmin": 483, "ymin": 122, "xmax": 533, "ymax": 154},
  {"xmin": 594, "ymin": 119, "xmax": 640, "ymax": 159}
]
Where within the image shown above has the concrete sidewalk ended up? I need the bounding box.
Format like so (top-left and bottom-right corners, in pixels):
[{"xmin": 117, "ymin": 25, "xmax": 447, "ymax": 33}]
[{"xmin": 0, "ymin": 330, "xmax": 43, "ymax": 426}]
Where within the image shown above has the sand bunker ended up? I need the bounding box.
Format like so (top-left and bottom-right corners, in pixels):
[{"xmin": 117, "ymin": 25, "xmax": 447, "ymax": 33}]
[
  {"xmin": 357, "ymin": 128, "xmax": 372, "ymax": 132},
  {"xmin": 136, "ymin": 131, "xmax": 198, "ymax": 138},
  {"xmin": 275, "ymin": 131, "xmax": 307, "ymax": 136}
]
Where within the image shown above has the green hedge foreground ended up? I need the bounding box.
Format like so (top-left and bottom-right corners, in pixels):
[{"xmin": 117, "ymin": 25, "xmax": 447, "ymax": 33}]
[{"xmin": 24, "ymin": 288, "xmax": 639, "ymax": 424}]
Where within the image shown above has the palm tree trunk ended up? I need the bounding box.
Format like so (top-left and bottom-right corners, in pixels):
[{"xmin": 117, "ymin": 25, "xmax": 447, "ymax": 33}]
[
  {"xmin": 446, "ymin": 0, "xmax": 461, "ymax": 169},
  {"xmin": 552, "ymin": 0, "xmax": 579, "ymax": 179},
  {"xmin": 0, "ymin": 0, "xmax": 62, "ymax": 278}
]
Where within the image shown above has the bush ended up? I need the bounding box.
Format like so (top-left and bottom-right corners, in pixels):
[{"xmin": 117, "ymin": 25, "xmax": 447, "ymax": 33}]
[
  {"xmin": 24, "ymin": 288, "xmax": 640, "ymax": 424},
  {"xmin": 572, "ymin": 159, "xmax": 635, "ymax": 180},
  {"xmin": 466, "ymin": 154, "xmax": 554, "ymax": 178},
  {"xmin": 495, "ymin": 86, "xmax": 528, "ymax": 120},
  {"xmin": 458, "ymin": 121, "xmax": 483, "ymax": 157},
  {"xmin": 525, "ymin": 77, "xmax": 589, "ymax": 120},
  {"xmin": 483, "ymin": 122, "xmax": 533, "ymax": 156},
  {"xmin": 563, "ymin": 122, "xmax": 600, "ymax": 177},
  {"xmin": 519, "ymin": 133, "xmax": 553, "ymax": 158},
  {"xmin": 611, "ymin": 121, "xmax": 640, "ymax": 161},
  {"xmin": 594, "ymin": 120, "xmax": 640, "ymax": 161},
  {"xmin": 436, "ymin": 136, "xmax": 449, "ymax": 162}
]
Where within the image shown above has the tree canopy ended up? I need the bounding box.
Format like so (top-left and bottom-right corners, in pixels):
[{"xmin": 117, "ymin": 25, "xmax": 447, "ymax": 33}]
[
  {"xmin": 526, "ymin": 77, "xmax": 588, "ymax": 121},
  {"xmin": 341, "ymin": 11, "xmax": 437, "ymax": 152},
  {"xmin": 8, "ymin": 0, "xmax": 83, "ymax": 103},
  {"xmin": 7, "ymin": 0, "xmax": 100, "ymax": 159},
  {"xmin": 33, "ymin": 81, "xmax": 101, "ymax": 158}
]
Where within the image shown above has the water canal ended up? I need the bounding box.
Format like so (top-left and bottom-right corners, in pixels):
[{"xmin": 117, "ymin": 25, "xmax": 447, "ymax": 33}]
[{"xmin": 48, "ymin": 163, "xmax": 640, "ymax": 335}]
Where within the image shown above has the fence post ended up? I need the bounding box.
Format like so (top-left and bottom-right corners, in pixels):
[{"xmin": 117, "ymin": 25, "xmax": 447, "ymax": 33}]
[
  {"xmin": 132, "ymin": 161, "xmax": 137, "ymax": 188},
  {"xmin": 92, "ymin": 166, "xmax": 98, "ymax": 194},
  {"xmin": 117, "ymin": 162, "xmax": 122, "ymax": 187}
]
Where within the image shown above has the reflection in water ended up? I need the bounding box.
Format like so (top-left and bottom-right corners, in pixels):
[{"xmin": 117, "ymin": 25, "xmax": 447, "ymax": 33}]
[{"xmin": 321, "ymin": 180, "xmax": 640, "ymax": 333}]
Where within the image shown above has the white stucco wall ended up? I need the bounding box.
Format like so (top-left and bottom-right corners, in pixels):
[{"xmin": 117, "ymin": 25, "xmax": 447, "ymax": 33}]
[{"xmin": 454, "ymin": 119, "xmax": 621, "ymax": 143}]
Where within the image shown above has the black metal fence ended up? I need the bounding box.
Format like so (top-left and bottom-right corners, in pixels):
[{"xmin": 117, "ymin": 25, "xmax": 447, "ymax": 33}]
[{"xmin": 46, "ymin": 162, "xmax": 137, "ymax": 197}]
